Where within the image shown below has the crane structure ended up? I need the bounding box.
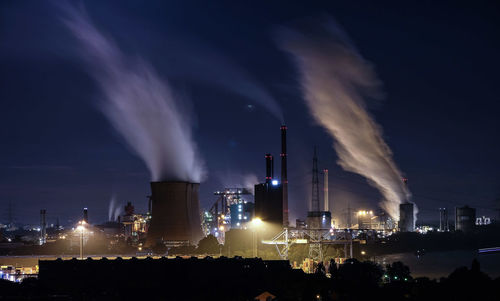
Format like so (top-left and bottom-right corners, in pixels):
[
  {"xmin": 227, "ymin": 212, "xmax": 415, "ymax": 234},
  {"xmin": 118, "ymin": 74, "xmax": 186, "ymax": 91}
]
[
  {"xmin": 262, "ymin": 228, "xmax": 356, "ymax": 263},
  {"xmin": 202, "ymin": 188, "xmax": 253, "ymax": 243}
]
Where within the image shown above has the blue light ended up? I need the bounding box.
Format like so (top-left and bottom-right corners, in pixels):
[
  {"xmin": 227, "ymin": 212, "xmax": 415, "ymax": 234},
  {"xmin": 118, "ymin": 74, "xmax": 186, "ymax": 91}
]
[{"xmin": 271, "ymin": 180, "xmax": 279, "ymax": 186}]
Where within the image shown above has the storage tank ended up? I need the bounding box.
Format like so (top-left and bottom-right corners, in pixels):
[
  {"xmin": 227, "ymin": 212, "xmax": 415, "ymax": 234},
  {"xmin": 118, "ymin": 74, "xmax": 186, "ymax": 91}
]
[
  {"xmin": 146, "ymin": 181, "xmax": 203, "ymax": 246},
  {"xmin": 455, "ymin": 206, "xmax": 476, "ymax": 233}
]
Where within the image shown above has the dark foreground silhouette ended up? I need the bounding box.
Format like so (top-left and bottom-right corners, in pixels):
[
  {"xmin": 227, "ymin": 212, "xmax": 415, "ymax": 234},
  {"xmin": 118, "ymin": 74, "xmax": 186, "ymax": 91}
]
[{"xmin": 0, "ymin": 257, "xmax": 498, "ymax": 300}]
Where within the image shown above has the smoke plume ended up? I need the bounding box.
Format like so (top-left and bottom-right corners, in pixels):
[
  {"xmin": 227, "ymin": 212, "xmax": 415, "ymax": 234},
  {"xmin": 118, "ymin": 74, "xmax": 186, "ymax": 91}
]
[
  {"xmin": 61, "ymin": 4, "xmax": 205, "ymax": 182},
  {"xmin": 277, "ymin": 17, "xmax": 415, "ymax": 219},
  {"xmin": 108, "ymin": 195, "xmax": 122, "ymax": 222}
]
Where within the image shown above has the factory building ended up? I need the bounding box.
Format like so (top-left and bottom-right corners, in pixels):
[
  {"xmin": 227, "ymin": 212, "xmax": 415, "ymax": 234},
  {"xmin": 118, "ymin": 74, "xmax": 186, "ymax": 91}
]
[
  {"xmin": 357, "ymin": 210, "xmax": 375, "ymax": 229},
  {"xmin": 254, "ymin": 125, "xmax": 289, "ymax": 228},
  {"xmin": 455, "ymin": 205, "xmax": 476, "ymax": 233},
  {"xmin": 230, "ymin": 202, "xmax": 254, "ymax": 229},
  {"xmin": 201, "ymin": 211, "xmax": 216, "ymax": 237},
  {"xmin": 399, "ymin": 203, "xmax": 415, "ymax": 232},
  {"xmin": 255, "ymin": 154, "xmax": 283, "ymax": 227},
  {"xmin": 306, "ymin": 211, "xmax": 331, "ymax": 229},
  {"xmin": 146, "ymin": 181, "xmax": 203, "ymax": 246},
  {"xmin": 121, "ymin": 202, "xmax": 149, "ymax": 242}
]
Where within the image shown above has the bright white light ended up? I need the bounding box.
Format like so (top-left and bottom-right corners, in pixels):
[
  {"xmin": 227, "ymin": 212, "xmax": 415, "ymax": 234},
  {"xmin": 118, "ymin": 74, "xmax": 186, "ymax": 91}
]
[
  {"xmin": 271, "ymin": 180, "xmax": 279, "ymax": 186},
  {"xmin": 252, "ymin": 218, "xmax": 263, "ymax": 227}
]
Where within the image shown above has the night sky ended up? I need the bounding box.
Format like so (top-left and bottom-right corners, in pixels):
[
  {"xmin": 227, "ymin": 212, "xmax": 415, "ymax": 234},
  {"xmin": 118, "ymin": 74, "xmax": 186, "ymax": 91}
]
[{"xmin": 1, "ymin": 0, "xmax": 499, "ymax": 226}]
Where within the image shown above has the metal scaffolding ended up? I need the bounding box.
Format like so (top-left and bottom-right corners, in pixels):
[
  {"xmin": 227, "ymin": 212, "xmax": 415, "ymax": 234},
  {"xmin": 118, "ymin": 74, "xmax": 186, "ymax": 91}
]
[{"xmin": 262, "ymin": 228, "xmax": 354, "ymax": 262}]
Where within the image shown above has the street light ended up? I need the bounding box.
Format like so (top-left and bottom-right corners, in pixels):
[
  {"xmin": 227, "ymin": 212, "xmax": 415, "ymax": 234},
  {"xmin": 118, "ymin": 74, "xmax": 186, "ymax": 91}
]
[
  {"xmin": 76, "ymin": 220, "xmax": 86, "ymax": 259},
  {"xmin": 251, "ymin": 218, "xmax": 263, "ymax": 257}
]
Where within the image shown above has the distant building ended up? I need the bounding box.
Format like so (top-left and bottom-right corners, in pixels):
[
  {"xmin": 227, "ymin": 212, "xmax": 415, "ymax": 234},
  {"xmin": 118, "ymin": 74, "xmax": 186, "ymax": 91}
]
[{"xmin": 455, "ymin": 206, "xmax": 476, "ymax": 232}]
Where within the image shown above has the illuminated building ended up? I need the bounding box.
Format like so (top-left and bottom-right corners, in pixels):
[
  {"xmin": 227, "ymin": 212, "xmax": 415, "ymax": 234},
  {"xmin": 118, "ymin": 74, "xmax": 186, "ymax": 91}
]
[
  {"xmin": 357, "ymin": 210, "xmax": 375, "ymax": 229},
  {"xmin": 122, "ymin": 202, "xmax": 150, "ymax": 242},
  {"xmin": 230, "ymin": 201, "xmax": 254, "ymax": 229}
]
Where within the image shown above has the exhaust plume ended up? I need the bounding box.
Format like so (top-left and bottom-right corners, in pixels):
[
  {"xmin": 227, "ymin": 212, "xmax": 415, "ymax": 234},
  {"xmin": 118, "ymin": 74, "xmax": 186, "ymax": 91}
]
[
  {"xmin": 108, "ymin": 196, "xmax": 122, "ymax": 222},
  {"xmin": 61, "ymin": 4, "xmax": 205, "ymax": 182},
  {"xmin": 277, "ymin": 17, "xmax": 415, "ymax": 220},
  {"xmin": 108, "ymin": 195, "xmax": 116, "ymax": 222}
]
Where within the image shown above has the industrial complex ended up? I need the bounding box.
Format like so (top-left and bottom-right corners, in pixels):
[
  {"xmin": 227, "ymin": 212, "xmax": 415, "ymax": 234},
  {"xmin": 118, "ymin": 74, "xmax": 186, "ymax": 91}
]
[{"xmin": 1, "ymin": 125, "xmax": 490, "ymax": 274}]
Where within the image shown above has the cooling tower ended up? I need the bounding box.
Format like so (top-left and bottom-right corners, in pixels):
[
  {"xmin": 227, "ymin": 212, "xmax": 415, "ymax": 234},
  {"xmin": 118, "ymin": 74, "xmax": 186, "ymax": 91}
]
[
  {"xmin": 399, "ymin": 202, "xmax": 415, "ymax": 232},
  {"xmin": 146, "ymin": 181, "xmax": 203, "ymax": 246}
]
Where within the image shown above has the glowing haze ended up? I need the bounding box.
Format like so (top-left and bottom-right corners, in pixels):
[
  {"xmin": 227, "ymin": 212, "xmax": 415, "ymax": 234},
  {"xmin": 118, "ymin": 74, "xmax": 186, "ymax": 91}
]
[
  {"xmin": 61, "ymin": 5, "xmax": 205, "ymax": 182},
  {"xmin": 277, "ymin": 17, "xmax": 415, "ymax": 220}
]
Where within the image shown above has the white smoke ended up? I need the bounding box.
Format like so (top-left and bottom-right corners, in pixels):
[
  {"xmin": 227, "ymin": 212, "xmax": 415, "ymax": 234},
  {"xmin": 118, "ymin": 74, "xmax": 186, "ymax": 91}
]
[
  {"xmin": 113, "ymin": 205, "xmax": 122, "ymax": 222},
  {"xmin": 242, "ymin": 173, "xmax": 259, "ymax": 195},
  {"xmin": 61, "ymin": 4, "xmax": 205, "ymax": 182},
  {"xmin": 217, "ymin": 172, "xmax": 259, "ymax": 195},
  {"xmin": 277, "ymin": 17, "xmax": 416, "ymax": 220},
  {"xmin": 107, "ymin": 195, "xmax": 116, "ymax": 221},
  {"xmin": 108, "ymin": 195, "xmax": 122, "ymax": 222}
]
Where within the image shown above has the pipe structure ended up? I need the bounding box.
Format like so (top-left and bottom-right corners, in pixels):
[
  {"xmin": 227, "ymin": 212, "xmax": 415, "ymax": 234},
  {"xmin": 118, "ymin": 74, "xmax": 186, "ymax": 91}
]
[{"xmin": 281, "ymin": 125, "xmax": 289, "ymax": 227}]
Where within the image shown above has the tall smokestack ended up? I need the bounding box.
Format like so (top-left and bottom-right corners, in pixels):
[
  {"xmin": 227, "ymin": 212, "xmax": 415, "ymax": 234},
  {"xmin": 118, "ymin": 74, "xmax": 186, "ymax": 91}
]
[
  {"xmin": 311, "ymin": 147, "xmax": 320, "ymax": 212},
  {"xmin": 83, "ymin": 208, "xmax": 88, "ymax": 223},
  {"xmin": 323, "ymin": 169, "xmax": 329, "ymax": 212},
  {"xmin": 265, "ymin": 154, "xmax": 273, "ymax": 183},
  {"xmin": 40, "ymin": 209, "xmax": 46, "ymax": 245},
  {"xmin": 281, "ymin": 125, "xmax": 289, "ymax": 227}
]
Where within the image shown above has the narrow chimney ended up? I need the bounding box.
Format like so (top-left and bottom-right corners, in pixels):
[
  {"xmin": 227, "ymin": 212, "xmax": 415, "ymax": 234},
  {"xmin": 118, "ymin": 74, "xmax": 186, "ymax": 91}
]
[
  {"xmin": 265, "ymin": 154, "xmax": 273, "ymax": 183},
  {"xmin": 40, "ymin": 209, "xmax": 46, "ymax": 245},
  {"xmin": 83, "ymin": 207, "xmax": 88, "ymax": 223},
  {"xmin": 324, "ymin": 169, "xmax": 329, "ymax": 212},
  {"xmin": 281, "ymin": 125, "xmax": 289, "ymax": 227}
]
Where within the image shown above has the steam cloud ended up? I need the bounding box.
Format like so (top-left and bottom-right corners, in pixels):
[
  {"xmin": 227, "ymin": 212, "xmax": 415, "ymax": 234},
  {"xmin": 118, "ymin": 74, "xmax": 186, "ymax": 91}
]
[
  {"xmin": 61, "ymin": 5, "xmax": 205, "ymax": 182},
  {"xmin": 277, "ymin": 17, "xmax": 415, "ymax": 219},
  {"xmin": 108, "ymin": 195, "xmax": 122, "ymax": 222}
]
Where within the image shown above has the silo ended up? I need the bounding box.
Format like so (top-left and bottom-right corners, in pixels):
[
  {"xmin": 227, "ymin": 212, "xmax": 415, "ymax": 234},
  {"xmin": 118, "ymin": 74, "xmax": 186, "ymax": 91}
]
[
  {"xmin": 399, "ymin": 203, "xmax": 414, "ymax": 232},
  {"xmin": 455, "ymin": 206, "xmax": 476, "ymax": 233},
  {"xmin": 146, "ymin": 181, "xmax": 203, "ymax": 246}
]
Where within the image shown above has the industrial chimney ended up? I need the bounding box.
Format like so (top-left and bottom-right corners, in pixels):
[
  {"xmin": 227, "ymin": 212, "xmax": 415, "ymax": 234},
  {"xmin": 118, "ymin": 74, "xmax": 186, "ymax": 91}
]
[
  {"xmin": 323, "ymin": 169, "xmax": 329, "ymax": 212},
  {"xmin": 146, "ymin": 181, "xmax": 203, "ymax": 246},
  {"xmin": 40, "ymin": 209, "xmax": 46, "ymax": 245},
  {"xmin": 281, "ymin": 125, "xmax": 289, "ymax": 227},
  {"xmin": 83, "ymin": 208, "xmax": 88, "ymax": 223},
  {"xmin": 265, "ymin": 153, "xmax": 273, "ymax": 183}
]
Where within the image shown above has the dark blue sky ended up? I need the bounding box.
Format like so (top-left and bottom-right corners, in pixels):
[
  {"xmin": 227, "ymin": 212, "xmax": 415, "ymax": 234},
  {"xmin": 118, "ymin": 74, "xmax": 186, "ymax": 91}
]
[{"xmin": 1, "ymin": 0, "xmax": 499, "ymax": 225}]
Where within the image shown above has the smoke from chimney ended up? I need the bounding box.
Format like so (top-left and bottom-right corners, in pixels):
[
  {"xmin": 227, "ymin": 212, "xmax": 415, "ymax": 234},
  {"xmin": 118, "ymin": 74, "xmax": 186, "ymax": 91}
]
[
  {"xmin": 61, "ymin": 4, "xmax": 205, "ymax": 182},
  {"xmin": 276, "ymin": 16, "xmax": 416, "ymax": 220}
]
